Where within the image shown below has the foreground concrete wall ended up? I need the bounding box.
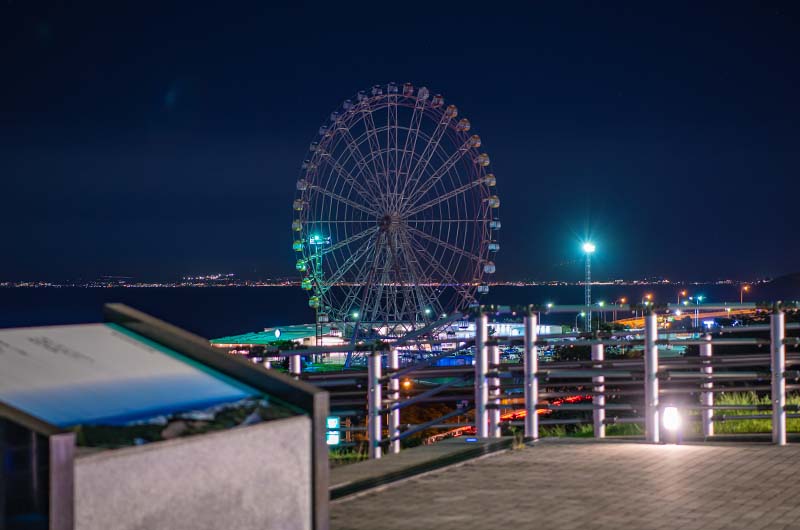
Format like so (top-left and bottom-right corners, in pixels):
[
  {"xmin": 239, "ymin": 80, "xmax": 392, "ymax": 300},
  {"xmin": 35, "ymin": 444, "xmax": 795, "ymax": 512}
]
[{"xmin": 75, "ymin": 415, "xmax": 311, "ymax": 530}]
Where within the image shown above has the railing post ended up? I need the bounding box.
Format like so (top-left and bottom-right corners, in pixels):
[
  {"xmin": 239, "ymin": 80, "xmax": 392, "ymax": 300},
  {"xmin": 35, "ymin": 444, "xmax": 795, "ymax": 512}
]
[
  {"xmin": 523, "ymin": 312, "xmax": 538, "ymax": 440},
  {"xmin": 488, "ymin": 344, "xmax": 501, "ymax": 438},
  {"xmin": 388, "ymin": 348, "xmax": 400, "ymax": 454},
  {"xmin": 771, "ymin": 310, "xmax": 786, "ymax": 446},
  {"xmin": 289, "ymin": 354, "xmax": 302, "ymax": 378},
  {"xmin": 475, "ymin": 312, "xmax": 489, "ymax": 438},
  {"xmin": 644, "ymin": 312, "xmax": 659, "ymax": 443},
  {"xmin": 591, "ymin": 342, "xmax": 605, "ymax": 438},
  {"xmin": 367, "ymin": 350, "xmax": 383, "ymax": 459},
  {"xmin": 700, "ymin": 333, "xmax": 714, "ymax": 437}
]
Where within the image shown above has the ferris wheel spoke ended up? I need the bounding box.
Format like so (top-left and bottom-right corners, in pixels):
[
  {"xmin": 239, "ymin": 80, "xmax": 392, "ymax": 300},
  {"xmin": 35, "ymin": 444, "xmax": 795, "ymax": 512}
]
[
  {"xmin": 401, "ymin": 112, "xmax": 454, "ymax": 199},
  {"xmin": 312, "ymin": 225, "xmax": 379, "ymax": 257},
  {"xmin": 405, "ymin": 233, "xmax": 472, "ymax": 299},
  {"xmin": 406, "ymin": 225, "xmax": 482, "ymax": 265},
  {"xmin": 310, "ymin": 185, "xmax": 378, "ymax": 216},
  {"xmin": 404, "ymin": 138, "xmax": 476, "ymax": 208},
  {"xmin": 358, "ymin": 100, "xmax": 389, "ymax": 194},
  {"xmin": 357, "ymin": 232, "xmax": 387, "ymax": 323},
  {"xmin": 397, "ymin": 97, "xmax": 426, "ymax": 179},
  {"xmin": 324, "ymin": 235, "xmax": 376, "ymax": 287},
  {"xmin": 317, "ymin": 152, "xmax": 377, "ymax": 206},
  {"xmin": 398, "ymin": 231, "xmax": 446, "ymax": 318},
  {"xmin": 386, "ymin": 96, "xmax": 399, "ymax": 205},
  {"xmin": 339, "ymin": 244, "xmax": 378, "ymax": 321},
  {"xmin": 337, "ymin": 126, "xmax": 385, "ymax": 201},
  {"xmin": 405, "ymin": 178, "xmax": 484, "ymax": 217},
  {"xmin": 387, "ymin": 232, "xmax": 422, "ymax": 322}
]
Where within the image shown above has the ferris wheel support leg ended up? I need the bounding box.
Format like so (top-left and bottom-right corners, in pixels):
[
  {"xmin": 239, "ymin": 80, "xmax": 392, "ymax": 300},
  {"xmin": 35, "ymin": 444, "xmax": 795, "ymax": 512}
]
[{"xmin": 475, "ymin": 313, "xmax": 489, "ymax": 438}]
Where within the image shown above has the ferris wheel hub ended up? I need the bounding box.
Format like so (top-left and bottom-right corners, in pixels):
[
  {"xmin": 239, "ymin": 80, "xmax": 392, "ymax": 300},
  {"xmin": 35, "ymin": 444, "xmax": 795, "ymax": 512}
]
[{"xmin": 378, "ymin": 213, "xmax": 402, "ymax": 232}]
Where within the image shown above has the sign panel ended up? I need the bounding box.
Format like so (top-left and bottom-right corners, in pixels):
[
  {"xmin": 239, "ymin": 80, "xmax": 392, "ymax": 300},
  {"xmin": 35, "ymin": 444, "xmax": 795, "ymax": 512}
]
[{"xmin": 0, "ymin": 323, "xmax": 257, "ymax": 427}]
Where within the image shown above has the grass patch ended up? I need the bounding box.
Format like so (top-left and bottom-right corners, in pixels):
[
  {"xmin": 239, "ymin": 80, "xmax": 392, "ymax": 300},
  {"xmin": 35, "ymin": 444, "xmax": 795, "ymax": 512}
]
[
  {"xmin": 329, "ymin": 447, "xmax": 368, "ymax": 467},
  {"xmin": 713, "ymin": 392, "xmax": 800, "ymax": 434},
  {"xmin": 538, "ymin": 422, "xmax": 643, "ymax": 438}
]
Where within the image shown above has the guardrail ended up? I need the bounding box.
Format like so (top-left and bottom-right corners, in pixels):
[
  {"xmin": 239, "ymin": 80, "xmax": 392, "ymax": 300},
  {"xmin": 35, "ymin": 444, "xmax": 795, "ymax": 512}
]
[{"xmin": 254, "ymin": 303, "xmax": 799, "ymax": 458}]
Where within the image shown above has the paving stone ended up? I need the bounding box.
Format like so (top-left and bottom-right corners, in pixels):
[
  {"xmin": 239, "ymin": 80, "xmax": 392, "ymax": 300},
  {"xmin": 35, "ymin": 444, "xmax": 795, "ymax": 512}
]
[{"xmin": 330, "ymin": 440, "xmax": 800, "ymax": 530}]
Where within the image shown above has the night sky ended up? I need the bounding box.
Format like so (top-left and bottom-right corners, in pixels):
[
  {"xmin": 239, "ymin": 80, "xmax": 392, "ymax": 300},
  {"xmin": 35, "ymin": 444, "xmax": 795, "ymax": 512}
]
[{"xmin": 2, "ymin": 3, "xmax": 798, "ymax": 282}]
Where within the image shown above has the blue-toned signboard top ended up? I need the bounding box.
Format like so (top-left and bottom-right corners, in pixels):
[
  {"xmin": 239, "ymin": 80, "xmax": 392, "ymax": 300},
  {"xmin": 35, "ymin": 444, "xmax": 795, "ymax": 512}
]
[{"xmin": 0, "ymin": 323, "xmax": 259, "ymax": 427}]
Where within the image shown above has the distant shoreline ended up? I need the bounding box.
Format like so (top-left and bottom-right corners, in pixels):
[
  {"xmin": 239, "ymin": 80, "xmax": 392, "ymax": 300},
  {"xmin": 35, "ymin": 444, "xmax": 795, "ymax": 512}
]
[{"xmin": 0, "ymin": 279, "xmax": 771, "ymax": 289}]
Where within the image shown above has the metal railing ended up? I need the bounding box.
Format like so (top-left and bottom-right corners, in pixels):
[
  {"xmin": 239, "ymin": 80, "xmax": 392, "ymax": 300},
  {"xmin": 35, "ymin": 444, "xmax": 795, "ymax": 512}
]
[{"xmin": 256, "ymin": 303, "xmax": 799, "ymax": 458}]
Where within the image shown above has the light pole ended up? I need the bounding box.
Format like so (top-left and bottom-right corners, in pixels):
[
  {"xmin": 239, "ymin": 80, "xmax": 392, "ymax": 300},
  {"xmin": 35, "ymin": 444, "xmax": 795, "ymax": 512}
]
[
  {"xmin": 614, "ymin": 297, "xmax": 627, "ymax": 321},
  {"xmin": 582, "ymin": 242, "xmax": 596, "ymax": 332},
  {"xmin": 740, "ymin": 285, "xmax": 750, "ymax": 304},
  {"xmin": 678, "ymin": 290, "xmax": 687, "ymax": 305},
  {"xmin": 575, "ymin": 311, "xmax": 586, "ymax": 332},
  {"xmin": 540, "ymin": 302, "xmax": 554, "ymax": 327},
  {"xmin": 690, "ymin": 295, "xmax": 704, "ymax": 328}
]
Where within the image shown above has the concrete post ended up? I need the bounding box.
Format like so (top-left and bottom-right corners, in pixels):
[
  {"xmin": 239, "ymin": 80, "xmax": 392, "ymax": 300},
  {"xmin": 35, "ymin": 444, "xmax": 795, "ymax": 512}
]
[
  {"xmin": 488, "ymin": 344, "xmax": 501, "ymax": 438},
  {"xmin": 591, "ymin": 342, "xmax": 605, "ymax": 438},
  {"xmin": 289, "ymin": 354, "xmax": 302, "ymax": 378},
  {"xmin": 388, "ymin": 348, "xmax": 400, "ymax": 454},
  {"xmin": 475, "ymin": 312, "xmax": 489, "ymax": 438},
  {"xmin": 644, "ymin": 312, "xmax": 659, "ymax": 443},
  {"xmin": 523, "ymin": 313, "xmax": 539, "ymax": 440},
  {"xmin": 700, "ymin": 333, "xmax": 714, "ymax": 437},
  {"xmin": 367, "ymin": 350, "xmax": 383, "ymax": 459},
  {"xmin": 771, "ymin": 311, "xmax": 786, "ymax": 446}
]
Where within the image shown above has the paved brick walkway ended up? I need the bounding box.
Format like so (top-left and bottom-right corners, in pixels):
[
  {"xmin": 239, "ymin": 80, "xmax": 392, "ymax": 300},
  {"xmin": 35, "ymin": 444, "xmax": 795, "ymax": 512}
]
[{"xmin": 331, "ymin": 440, "xmax": 800, "ymax": 530}]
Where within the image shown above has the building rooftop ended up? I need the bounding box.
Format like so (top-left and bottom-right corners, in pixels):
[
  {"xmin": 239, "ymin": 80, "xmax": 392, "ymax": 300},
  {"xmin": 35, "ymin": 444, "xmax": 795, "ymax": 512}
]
[{"xmin": 211, "ymin": 323, "xmax": 332, "ymax": 345}]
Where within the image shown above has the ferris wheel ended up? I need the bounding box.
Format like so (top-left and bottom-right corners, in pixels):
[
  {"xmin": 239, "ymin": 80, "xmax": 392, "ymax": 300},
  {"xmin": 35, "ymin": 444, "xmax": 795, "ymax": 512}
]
[{"xmin": 291, "ymin": 82, "xmax": 500, "ymax": 337}]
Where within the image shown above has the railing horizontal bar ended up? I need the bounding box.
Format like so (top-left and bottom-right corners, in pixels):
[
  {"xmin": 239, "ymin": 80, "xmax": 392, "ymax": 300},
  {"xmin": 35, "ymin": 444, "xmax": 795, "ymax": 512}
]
[
  {"xmin": 381, "ymin": 376, "xmax": 468, "ymax": 412},
  {"xmin": 603, "ymin": 417, "xmax": 645, "ymax": 424},
  {"xmin": 309, "ymin": 378, "xmax": 362, "ymax": 387},
  {"xmin": 657, "ymin": 338, "xmax": 771, "ymax": 346},
  {"xmin": 662, "ymin": 371, "xmax": 769, "ymax": 379},
  {"xmin": 713, "ymin": 413, "xmax": 800, "ymax": 421},
  {"xmin": 389, "ymin": 407, "xmax": 471, "ymax": 442},
  {"xmin": 660, "ymin": 385, "xmax": 774, "ymax": 394},
  {"xmin": 535, "ymin": 403, "xmax": 634, "ymax": 411},
  {"xmin": 506, "ymin": 418, "xmax": 591, "ymax": 426},
  {"xmin": 379, "ymin": 349, "xmax": 461, "ymax": 382},
  {"xmin": 538, "ymin": 370, "xmax": 634, "ymax": 378}
]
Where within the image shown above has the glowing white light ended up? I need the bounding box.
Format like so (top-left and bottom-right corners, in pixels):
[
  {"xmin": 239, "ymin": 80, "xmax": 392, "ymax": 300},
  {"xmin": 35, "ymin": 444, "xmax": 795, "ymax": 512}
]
[
  {"xmin": 582, "ymin": 242, "xmax": 596, "ymax": 253},
  {"xmin": 663, "ymin": 406, "xmax": 681, "ymax": 432}
]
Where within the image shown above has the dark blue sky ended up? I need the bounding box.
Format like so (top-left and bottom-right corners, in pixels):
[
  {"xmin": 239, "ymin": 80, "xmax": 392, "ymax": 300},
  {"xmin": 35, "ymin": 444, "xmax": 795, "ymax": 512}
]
[{"xmin": 2, "ymin": 2, "xmax": 798, "ymax": 282}]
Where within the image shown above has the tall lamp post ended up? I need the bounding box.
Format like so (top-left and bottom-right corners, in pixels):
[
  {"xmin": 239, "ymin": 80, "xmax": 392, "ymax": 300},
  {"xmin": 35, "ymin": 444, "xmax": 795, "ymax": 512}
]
[
  {"xmin": 740, "ymin": 285, "xmax": 750, "ymax": 304},
  {"xmin": 575, "ymin": 311, "xmax": 586, "ymax": 332},
  {"xmin": 582, "ymin": 242, "xmax": 596, "ymax": 332}
]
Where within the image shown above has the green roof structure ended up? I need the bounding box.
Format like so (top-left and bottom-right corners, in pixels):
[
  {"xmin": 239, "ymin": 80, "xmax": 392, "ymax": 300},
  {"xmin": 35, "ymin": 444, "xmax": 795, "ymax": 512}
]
[{"xmin": 210, "ymin": 324, "xmax": 332, "ymax": 346}]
